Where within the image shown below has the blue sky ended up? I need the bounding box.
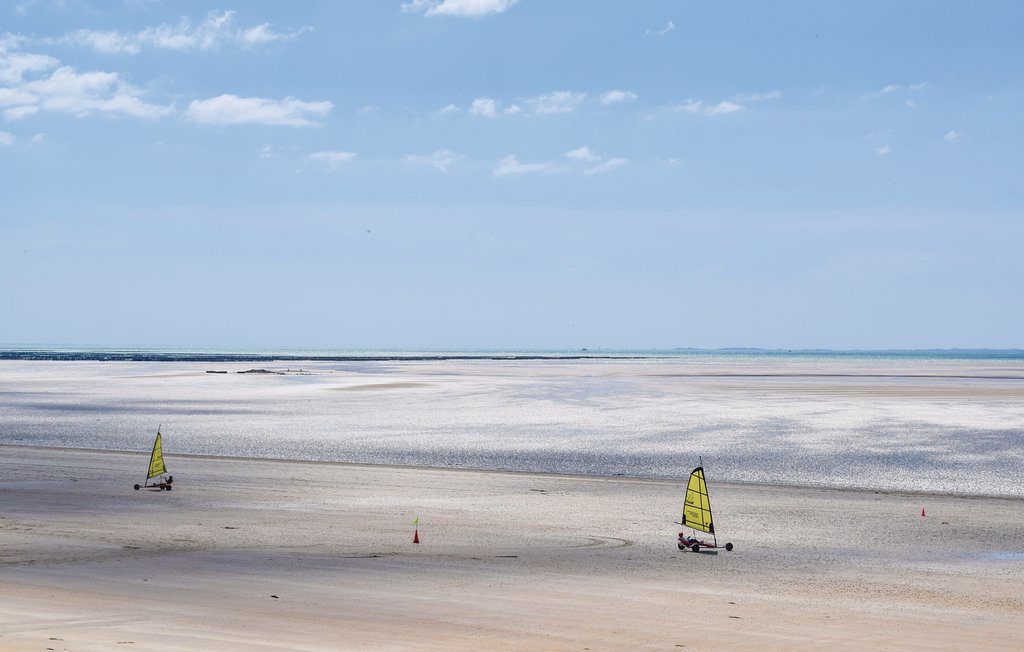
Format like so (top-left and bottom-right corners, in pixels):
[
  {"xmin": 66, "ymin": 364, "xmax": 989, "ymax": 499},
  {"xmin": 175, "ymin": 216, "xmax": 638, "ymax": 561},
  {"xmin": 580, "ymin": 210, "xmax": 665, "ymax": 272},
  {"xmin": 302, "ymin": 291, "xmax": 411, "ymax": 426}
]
[{"xmin": 1, "ymin": 0, "xmax": 1021, "ymax": 349}]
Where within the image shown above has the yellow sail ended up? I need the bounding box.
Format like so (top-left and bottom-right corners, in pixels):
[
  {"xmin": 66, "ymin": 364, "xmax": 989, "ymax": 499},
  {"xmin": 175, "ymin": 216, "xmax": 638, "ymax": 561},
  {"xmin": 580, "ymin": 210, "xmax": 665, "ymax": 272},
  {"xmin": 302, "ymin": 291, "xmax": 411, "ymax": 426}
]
[
  {"xmin": 147, "ymin": 431, "xmax": 166, "ymax": 479},
  {"xmin": 682, "ymin": 467, "xmax": 714, "ymax": 534}
]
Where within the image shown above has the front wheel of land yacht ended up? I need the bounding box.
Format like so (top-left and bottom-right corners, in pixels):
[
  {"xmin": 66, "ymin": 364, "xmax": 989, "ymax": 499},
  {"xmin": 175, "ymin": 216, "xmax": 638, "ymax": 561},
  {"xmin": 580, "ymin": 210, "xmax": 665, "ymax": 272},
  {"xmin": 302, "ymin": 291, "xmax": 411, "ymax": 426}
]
[
  {"xmin": 725, "ymin": 542, "xmax": 733, "ymax": 551},
  {"xmin": 134, "ymin": 484, "xmax": 140, "ymax": 490}
]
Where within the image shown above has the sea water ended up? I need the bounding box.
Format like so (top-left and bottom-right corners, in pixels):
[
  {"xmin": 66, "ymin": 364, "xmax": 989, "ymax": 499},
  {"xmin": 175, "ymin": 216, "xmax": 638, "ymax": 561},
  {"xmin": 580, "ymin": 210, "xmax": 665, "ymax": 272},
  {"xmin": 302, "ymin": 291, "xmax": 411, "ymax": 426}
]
[{"xmin": 1, "ymin": 349, "xmax": 1022, "ymax": 497}]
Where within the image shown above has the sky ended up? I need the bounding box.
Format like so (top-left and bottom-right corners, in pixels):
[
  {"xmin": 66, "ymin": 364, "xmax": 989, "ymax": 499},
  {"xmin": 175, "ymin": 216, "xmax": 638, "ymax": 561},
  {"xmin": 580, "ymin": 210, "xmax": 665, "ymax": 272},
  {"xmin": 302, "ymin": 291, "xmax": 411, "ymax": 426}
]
[{"xmin": 1, "ymin": 0, "xmax": 1021, "ymax": 350}]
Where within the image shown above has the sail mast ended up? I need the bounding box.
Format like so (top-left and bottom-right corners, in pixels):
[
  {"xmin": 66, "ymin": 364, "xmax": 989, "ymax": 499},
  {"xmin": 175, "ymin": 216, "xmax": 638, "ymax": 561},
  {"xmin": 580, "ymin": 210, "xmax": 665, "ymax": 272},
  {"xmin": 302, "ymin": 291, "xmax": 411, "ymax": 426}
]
[
  {"xmin": 703, "ymin": 457, "xmax": 718, "ymax": 548},
  {"xmin": 682, "ymin": 463, "xmax": 715, "ymax": 536},
  {"xmin": 146, "ymin": 426, "xmax": 166, "ymax": 486}
]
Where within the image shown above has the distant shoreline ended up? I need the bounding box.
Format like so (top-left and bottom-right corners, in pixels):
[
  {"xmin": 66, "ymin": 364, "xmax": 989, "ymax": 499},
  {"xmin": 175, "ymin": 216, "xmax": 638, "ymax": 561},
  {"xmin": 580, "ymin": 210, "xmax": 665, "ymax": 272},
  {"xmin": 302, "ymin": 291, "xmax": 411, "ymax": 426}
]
[{"xmin": 2, "ymin": 346, "xmax": 1023, "ymax": 362}]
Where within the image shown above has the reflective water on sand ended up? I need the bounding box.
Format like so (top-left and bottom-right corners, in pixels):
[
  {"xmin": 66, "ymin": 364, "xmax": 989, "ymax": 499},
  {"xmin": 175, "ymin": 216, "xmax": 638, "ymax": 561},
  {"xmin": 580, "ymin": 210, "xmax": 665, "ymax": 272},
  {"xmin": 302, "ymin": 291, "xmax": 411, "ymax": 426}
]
[
  {"xmin": 2, "ymin": 357, "xmax": 1022, "ymax": 496},
  {"xmin": 974, "ymin": 552, "xmax": 1024, "ymax": 561}
]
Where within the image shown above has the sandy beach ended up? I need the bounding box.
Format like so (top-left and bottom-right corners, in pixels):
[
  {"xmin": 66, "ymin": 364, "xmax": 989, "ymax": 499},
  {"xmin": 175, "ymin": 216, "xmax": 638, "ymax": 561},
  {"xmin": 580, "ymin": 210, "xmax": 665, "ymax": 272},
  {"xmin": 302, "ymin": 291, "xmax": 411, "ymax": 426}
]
[{"xmin": 1, "ymin": 445, "xmax": 1022, "ymax": 650}]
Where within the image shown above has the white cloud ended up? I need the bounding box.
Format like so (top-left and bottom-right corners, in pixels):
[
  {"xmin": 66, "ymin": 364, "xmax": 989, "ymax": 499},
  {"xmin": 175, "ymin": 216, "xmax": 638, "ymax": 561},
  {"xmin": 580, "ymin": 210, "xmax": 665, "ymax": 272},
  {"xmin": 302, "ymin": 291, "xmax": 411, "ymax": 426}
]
[
  {"xmin": 734, "ymin": 90, "xmax": 781, "ymax": 101},
  {"xmin": 943, "ymin": 130, "xmax": 963, "ymax": 142},
  {"xmin": 877, "ymin": 84, "xmax": 901, "ymax": 95},
  {"xmin": 704, "ymin": 100, "xmax": 743, "ymax": 116},
  {"xmin": 186, "ymin": 94, "xmax": 332, "ymax": 127},
  {"xmin": 58, "ymin": 11, "xmax": 311, "ymax": 55},
  {"xmin": 674, "ymin": 100, "xmax": 700, "ymax": 114},
  {"xmin": 305, "ymin": 150, "xmax": 357, "ymax": 169},
  {"xmin": 238, "ymin": 23, "xmax": 311, "ymax": 46},
  {"xmin": 405, "ymin": 148, "xmax": 460, "ymax": 172},
  {"xmin": 0, "ymin": 131, "xmax": 14, "ymax": 146},
  {"xmin": 402, "ymin": 0, "xmax": 519, "ymax": 17},
  {"xmin": 493, "ymin": 155, "xmax": 562, "ymax": 177},
  {"xmin": 863, "ymin": 84, "xmax": 898, "ymax": 99},
  {"xmin": 4, "ymin": 105, "xmax": 38, "ymax": 120},
  {"xmin": 60, "ymin": 30, "xmax": 141, "ymax": 55},
  {"xmin": 0, "ymin": 87, "xmax": 39, "ymax": 106},
  {"xmin": 436, "ymin": 103, "xmax": 460, "ymax": 115},
  {"xmin": 260, "ymin": 144, "xmax": 273, "ymax": 158},
  {"xmin": 905, "ymin": 99, "xmax": 916, "ymax": 108},
  {"xmin": 876, "ymin": 145, "xmax": 891, "ymax": 156},
  {"xmin": 865, "ymin": 82, "xmax": 929, "ymax": 100},
  {"xmin": 0, "ymin": 34, "xmax": 27, "ymax": 53},
  {"xmin": 565, "ymin": 146, "xmax": 599, "ymax": 162},
  {"xmin": 645, "ymin": 20, "xmax": 675, "ymax": 37},
  {"xmin": 1, "ymin": 38, "xmax": 171, "ymax": 122},
  {"xmin": 464, "ymin": 93, "xmax": 581, "ymax": 118},
  {"xmin": 0, "ymin": 51, "xmax": 59, "ymax": 84},
  {"xmin": 564, "ymin": 146, "xmax": 628, "ymax": 175},
  {"xmin": 495, "ymin": 146, "xmax": 628, "ymax": 178},
  {"xmin": 674, "ymin": 99, "xmax": 743, "ymax": 116},
  {"xmin": 23, "ymin": 67, "xmax": 173, "ymax": 119},
  {"xmin": 600, "ymin": 90, "xmax": 637, "ymax": 105},
  {"xmin": 14, "ymin": 0, "xmax": 41, "ymax": 16},
  {"xmin": 155, "ymin": 10, "xmax": 232, "ymax": 49},
  {"xmin": 469, "ymin": 97, "xmax": 497, "ymax": 118},
  {"xmin": 1, "ymin": 47, "xmax": 173, "ymax": 121},
  {"xmin": 31, "ymin": 132, "xmax": 45, "ymax": 143},
  {"xmin": 584, "ymin": 157, "xmax": 627, "ymax": 176},
  {"xmin": 529, "ymin": 90, "xmax": 586, "ymax": 115},
  {"xmin": 400, "ymin": 0, "xmax": 434, "ymax": 12}
]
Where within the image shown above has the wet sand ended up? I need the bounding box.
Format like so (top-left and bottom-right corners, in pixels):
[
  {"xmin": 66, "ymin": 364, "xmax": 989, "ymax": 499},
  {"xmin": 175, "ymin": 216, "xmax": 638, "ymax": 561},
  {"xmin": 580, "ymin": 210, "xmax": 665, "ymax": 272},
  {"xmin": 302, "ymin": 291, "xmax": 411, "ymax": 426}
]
[
  {"xmin": 3, "ymin": 358, "xmax": 1023, "ymax": 496},
  {"xmin": 1, "ymin": 445, "xmax": 1022, "ymax": 650}
]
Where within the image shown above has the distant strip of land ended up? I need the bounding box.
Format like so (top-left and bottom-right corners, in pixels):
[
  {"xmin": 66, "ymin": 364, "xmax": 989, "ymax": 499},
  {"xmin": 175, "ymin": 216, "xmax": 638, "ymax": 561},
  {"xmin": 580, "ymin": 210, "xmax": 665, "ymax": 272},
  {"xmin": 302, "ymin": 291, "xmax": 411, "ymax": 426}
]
[
  {"xmin": 3, "ymin": 347, "xmax": 1022, "ymax": 363},
  {"xmin": 0, "ymin": 349, "xmax": 633, "ymax": 362}
]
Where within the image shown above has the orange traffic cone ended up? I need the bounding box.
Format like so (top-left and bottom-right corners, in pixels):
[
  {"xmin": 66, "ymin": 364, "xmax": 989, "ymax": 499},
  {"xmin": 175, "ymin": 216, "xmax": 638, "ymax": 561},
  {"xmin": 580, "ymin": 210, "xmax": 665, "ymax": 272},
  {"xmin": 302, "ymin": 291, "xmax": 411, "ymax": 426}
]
[
  {"xmin": 921, "ymin": 508, "xmax": 926, "ymax": 517},
  {"xmin": 413, "ymin": 529, "xmax": 419, "ymax": 544}
]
